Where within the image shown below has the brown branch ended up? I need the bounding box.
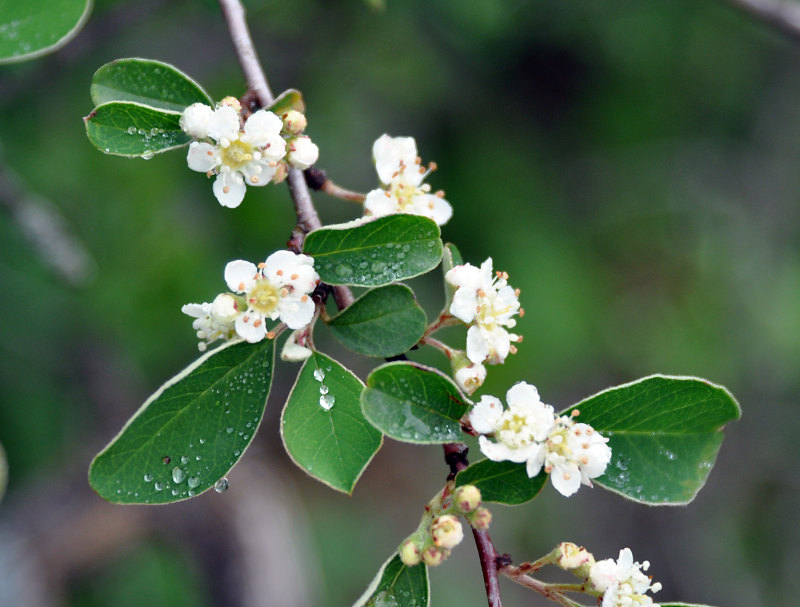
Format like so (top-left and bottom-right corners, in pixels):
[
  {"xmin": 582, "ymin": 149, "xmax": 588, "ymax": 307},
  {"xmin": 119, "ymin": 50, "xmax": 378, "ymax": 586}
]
[
  {"xmin": 723, "ymin": 0, "xmax": 800, "ymax": 42},
  {"xmin": 217, "ymin": 0, "xmax": 354, "ymax": 310}
]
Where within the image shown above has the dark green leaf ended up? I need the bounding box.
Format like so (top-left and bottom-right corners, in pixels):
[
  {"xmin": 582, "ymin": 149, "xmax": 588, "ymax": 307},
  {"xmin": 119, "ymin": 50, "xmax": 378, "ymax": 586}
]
[
  {"xmin": 455, "ymin": 459, "xmax": 547, "ymax": 505},
  {"xmin": 303, "ymin": 215, "xmax": 443, "ymax": 287},
  {"xmin": 84, "ymin": 102, "xmax": 189, "ymax": 157},
  {"xmin": 89, "ymin": 339, "xmax": 275, "ymax": 504},
  {"xmin": 91, "ymin": 58, "xmax": 212, "ymax": 112},
  {"xmin": 281, "ymin": 352, "xmax": 382, "ymax": 494},
  {"xmin": 0, "ymin": 0, "xmax": 92, "ymax": 64},
  {"xmin": 267, "ymin": 89, "xmax": 305, "ymax": 116},
  {"xmin": 352, "ymin": 554, "xmax": 429, "ymax": 607},
  {"xmin": 362, "ymin": 362, "xmax": 469, "ymax": 443},
  {"xmin": 563, "ymin": 375, "xmax": 741, "ymax": 505},
  {"xmin": 328, "ymin": 285, "xmax": 427, "ymax": 357}
]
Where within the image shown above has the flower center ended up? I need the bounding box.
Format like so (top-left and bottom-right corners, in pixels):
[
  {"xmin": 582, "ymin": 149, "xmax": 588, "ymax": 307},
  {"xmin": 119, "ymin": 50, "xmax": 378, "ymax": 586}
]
[
  {"xmin": 248, "ymin": 280, "xmax": 280, "ymax": 314},
  {"xmin": 220, "ymin": 140, "xmax": 255, "ymax": 170}
]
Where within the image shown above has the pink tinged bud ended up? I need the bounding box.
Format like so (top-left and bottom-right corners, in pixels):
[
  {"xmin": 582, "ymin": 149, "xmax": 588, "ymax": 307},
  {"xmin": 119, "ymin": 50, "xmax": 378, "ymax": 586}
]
[
  {"xmin": 421, "ymin": 545, "xmax": 449, "ymax": 567},
  {"xmin": 282, "ymin": 109, "xmax": 308, "ymax": 134},
  {"xmin": 398, "ymin": 539, "xmax": 422, "ymax": 566},
  {"xmin": 468, "ymin": 507, "xmax": 492, "ymax": 531},
  {"xmin": 556, "ymin": 542, "xmax": 595, "ymax": 578},
  {"xmin": 430, "ymin": 515, "xmax": 464, "ymax": 549},
  {"xmin": 453, "ymin": 485, "xmax": 482, "ymax": 513}
]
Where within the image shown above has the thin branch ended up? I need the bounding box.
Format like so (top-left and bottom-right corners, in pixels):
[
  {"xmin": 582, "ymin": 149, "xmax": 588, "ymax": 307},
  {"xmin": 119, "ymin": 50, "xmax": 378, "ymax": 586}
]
[
  {"xmin": 217, "ymin": 0, "xmax": 354, "ymax": 310},
  {"xmin": 723, "ymin": 0, "xmax": 800, "ymax": 42}
]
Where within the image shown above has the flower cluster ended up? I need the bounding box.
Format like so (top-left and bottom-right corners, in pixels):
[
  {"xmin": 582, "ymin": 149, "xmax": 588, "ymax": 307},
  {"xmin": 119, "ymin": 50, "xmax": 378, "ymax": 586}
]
[
  {"xmin": 180, "ymin": 99, "xmax": 318, "ymax": 208},
  {"xmin": 444, "ymin": 258, "xmax": 522, "ymax": 392},
  {"xmin": 469, "ymin": 382, "xmax": 611, "ymax": 497},
  {"xmin": 183, "ymin": 250, "xmax": 319, "ymax": 349},
  {"xmin": 364, "ymin": 134, "xmax": 452, "ymax": 226},
  {"xmin": 589, "ymin": 548, "xmax": 662, "ymax": 607}
]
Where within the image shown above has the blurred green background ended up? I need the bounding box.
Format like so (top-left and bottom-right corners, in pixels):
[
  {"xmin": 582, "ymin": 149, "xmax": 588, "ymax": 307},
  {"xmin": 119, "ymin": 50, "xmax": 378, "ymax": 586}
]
[{"xmin": 0, "ymin": 0, "xmax": 796, "ymax": 605}]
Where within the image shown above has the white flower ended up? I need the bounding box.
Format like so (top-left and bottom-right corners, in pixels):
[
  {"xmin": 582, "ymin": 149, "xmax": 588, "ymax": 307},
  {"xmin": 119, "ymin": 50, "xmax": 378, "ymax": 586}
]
[
  {"xmin": 181, "ymin": 293, "xmax": 239, "ymax": 351},
  {"xmin": 224, "ymin": 250, "xmax": 319, "ymax": 343},
  {"xmin": 445, "ymin": 258, "xmax": 521, "ymax": 365},
  {"xmin": 590, "ymin": 548, "xmax": 662, "ymax": 607},
  {"xmin": 182, "ymin": 103, "xmax": 286, "ymax": 208},
  {"xmin": 364, "ymin": 134, "xmax": 453, "ymax": 225},
  {"xmin": 280, "ymin": 328, "xmax": 313, "ymax": 362},
  {"xmin": 286, "ymin": 136, "xmax": 319, "ymax": 169},
  {"xmin": 470, "ymin": 382, "xmax": 612, "ymax": 497}
]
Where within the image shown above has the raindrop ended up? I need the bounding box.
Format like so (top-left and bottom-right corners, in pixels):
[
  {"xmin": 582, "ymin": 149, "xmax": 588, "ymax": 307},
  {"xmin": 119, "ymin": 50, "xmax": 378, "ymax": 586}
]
[
  {"xmin": 172, "ymin": 467, "xmax": 185, "ymax": 483},
  {"xmin": 371, "ymin": 261, "xmax": 387, "ymax": 273},
  {"xmin": 319, "ymin": 394, "xmax": 335, "ymax": 410},
  {"xmin": 313, "ymin": 368, "xmax": 325, "ymax": 381},
  {"xmin": 154, "ymin": 482, "xmax": 164, "ymax": 491},
  {"xmin": 126, "ymin": 126, "xmax": 136, "ymax": 134},
  {"xmin": 335, "ymin": 263, "xmax": 353, "ymax": 277},
  {"xmin": 214, "ymin": 478, "xmax": 230, "ymax": 493},
  {"xmin": 143, "ymin": 473, "xmax": 153, "ymax": 482},
  {"xmin": 199, "ymin": 438, "xmax": 206, "ymax": 445},
  {"xmin": 319, "ymin": 384, "xmax": 329, "ymax": 395},
  {"xmin": 142, "ymin": 151, "xmax": 154, "ymax": 160},
  {"xmin": 162, "ymin": 456, "xmax": 171, "ymax": 464},
  {"xmin": 187, "ymin": 476, "xmax": 201, "ymax": 489},
  {"xmin": 171, "ymin": 489, "xmax": 179, "ymax": 496},
  {"xmin": 226, "ymin": 427, "xmax": 234, "ymax": 433},
  {"xmin": 180, "ymin": 456, "xmax": 189, "ymax": 465}
]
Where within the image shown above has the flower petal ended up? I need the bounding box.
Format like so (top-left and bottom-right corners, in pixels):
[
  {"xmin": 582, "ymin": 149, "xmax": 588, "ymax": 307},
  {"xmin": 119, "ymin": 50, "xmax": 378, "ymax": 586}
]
[
  {"xmin": 187, "ymin": 142, "xmax": 218, "ymax": 173},
  {"xmin": 364, "ymin": 188, "xmax": 399, "ymax": 217},
  {"xmin": 207, "ymin": 105, "xmax": 241, "ymax": 143},
  {"xmin": 241, "ymin": 110, "xmax": 282, "ymax": 147},
  {"xmin": 213, "ymin": 172, "xmax": 246, "ymax": 208},
  {"xmin": 224, "ymin": 260, "xmax": 258, "ymax": 293},
  {"xmin": 235, "ymin": 314, "xmax": 267, "ymax": 343}
]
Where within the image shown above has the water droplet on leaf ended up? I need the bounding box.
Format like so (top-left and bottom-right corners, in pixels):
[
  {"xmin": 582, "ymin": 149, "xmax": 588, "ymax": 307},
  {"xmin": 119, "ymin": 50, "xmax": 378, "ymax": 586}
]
[
  {"xmin": 214, "ymin": 478, "xmax": 229, "ymax": 493},
  {"xmin": 319, "ymin": 394, "xmax": 335, "ymax": 410},
  {"xmin": 172, "ymin": 467, "xmax": 185, "ymax": 483}
]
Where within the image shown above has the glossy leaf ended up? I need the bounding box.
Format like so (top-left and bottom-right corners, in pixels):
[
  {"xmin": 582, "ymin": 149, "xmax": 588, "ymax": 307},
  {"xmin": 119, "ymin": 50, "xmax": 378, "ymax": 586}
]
[
  {"xmin": 0, "ymin": 0, "xmax": 92, "ymax": 64},
  {"xmin": 89, "ymin": 339, "xmax": 275, "ymax": 504},
  {"xmin": 352, "ymin": 554, "xmax": 429, "ymax": 607},
  {"xmin": 562, "ymin": 375, "xmax": 740, "ymax": 505},
  {"xmin": 281, "ymin": 352, "xmax": 382, "ymax": 494},
  {"xmin": 455, "ymin": 459, "xmax": 547, "ymax": 505},
  {"xmin": 328, "ymin": 285, "xmax": 427, "ymax": 357},
  {"xmin": 267, "ymin": 88, "xmax": 305, "ymax": 116},
  {"xmin": 441, "ymin": 242, "xmax": 463, "ymax": 313},
  {"xmin": 91, "ymin": 58, "xmax": 212, "ymax": 112},
  {"xmin": 303, "ymin": 215, "xmax": 443, "ymax": 287},
  {"xmin": 362, "ymin": 362, "xmax": 470, "ymax": 443},
  {"xmin": 84, "ymin": 101, "xmax": 189, "ymax": 157}
]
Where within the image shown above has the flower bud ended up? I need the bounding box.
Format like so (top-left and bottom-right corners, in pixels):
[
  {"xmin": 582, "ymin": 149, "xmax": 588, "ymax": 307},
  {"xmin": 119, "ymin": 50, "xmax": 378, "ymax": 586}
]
[
  {"xmin": 219, "ymin": 96, "xmax": 242, "ymax": 112},
  {"xmin": 281, "ymin": 329, "xmax": 313, "ymax": 362},
  {"xmin": 282, "ymin": 110, "xmax": 308, "ymax": 134},
  {"xmin": 453, "ymin": 485, "xmax": 482, "ymax": 513},
  {"xmin": 210, "ymin": 293, "xmax": 239, "ymax": 323},
  {"xmin": 555, "ymin": 542, "xmax": 595, "ymax": 578},
  {"xmin": 450, "ymin": 351, "xmax": 486, "ymax": 395},
  {"xmin": 398, "ymin": 538, "xmax": 422, "ymax": 566},
  {"xmin": 421, "ymin": 545, "xmax": 449, "ymax": 567},
  {"xmin": 180, "ymin": 103, "xmax": 213, "ymax": 139},
  {"xmin": 287, "ymin": 136, "xmax": 319, "ymax": 170},
  {"xmin": 430, "ymin": 514, "xmax": 464, "ymax": 549},
  {"xmin": 272, "ymin": 161, "xmax": 288, "ymax": 184},
  {"xmin": 468, "ymin": 507, "xmax": 492, "ymax": 531}
]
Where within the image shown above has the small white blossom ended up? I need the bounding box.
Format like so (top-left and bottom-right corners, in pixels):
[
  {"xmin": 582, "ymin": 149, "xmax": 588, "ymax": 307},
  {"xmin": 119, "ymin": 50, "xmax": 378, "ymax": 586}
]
[
  {"xmin": 445, "ymin": 258, "xmax": 521, "ymax": 365},
  {"xmin": 182, "ymin": 103, "xmax": 286, "ymax": 208},
  {"xmin": 286, "ymin": 135, "xmax": 319, "ymax": 169},
  {"xmin": 225, "ymin": 250, "xmax": 319, "ymax": 343},
  {"xmin": 280, "ymin": 328, "xmax": 313, "ymax": 362},
  {"xmin": 469, "ymin": 382, "xmax": 612, "ymax": 497},
  {"xmin": 590, "ymin": 548, "xmax": 662, "ymax": 607},
  {"xmin": 181, "ymin": 293, "xmax": 239, "ymax": 351},
  {"xmin": 364, "ymin": 134, "xmax": 452, "ymax": 225}
]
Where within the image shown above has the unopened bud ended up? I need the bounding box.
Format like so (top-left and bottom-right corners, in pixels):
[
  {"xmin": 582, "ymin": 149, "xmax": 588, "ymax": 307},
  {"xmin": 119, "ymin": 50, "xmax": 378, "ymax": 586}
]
[
  {"xmin": 219, "ymin": 96, "xmax": 242, "ymax": 112},
  {"xmin": 280, "ymin": 329, "xmax": 313, "ymax": 362},
  {"xmin": 556, "ymin": 542, "xmax": 595, "ymax": 578},
  {"xmin": 453, "ymin": 485, "xmax": 482, "ymax": 513},
  {"xmin": 450, "ymin": 351, "xmax": 486, "ymax": 395},
  {"xmin": 210, "ymin": 293, "xmax": 239, "ymax": 323},
  {"xmin": 287, "ymin": 136, "xmax": 319, "ymax": 170},
  {"xmin": 430, "ymin": 515, "xmax": 464, "ymax": 549},
  {"xmin": 282, "ymin": 110, "xmax": 308, "ymax": 134},
  {"xmin": 272, "ymin": 161, "xmax": 288, "ymax": 184},
  {"xmin": 398, "ymin": 539, "xmax": 421, "ymax": 566},
  {"xmin": 421, "ymin": 545, "xmax": 449, "ymax": 567},
  {"xmin": 180, "ymin": 102, "xmax": 213, "ymax": 139},
  {"xmin": 468, "ymin": 507, "xmax": 492, "ymax": 531}
]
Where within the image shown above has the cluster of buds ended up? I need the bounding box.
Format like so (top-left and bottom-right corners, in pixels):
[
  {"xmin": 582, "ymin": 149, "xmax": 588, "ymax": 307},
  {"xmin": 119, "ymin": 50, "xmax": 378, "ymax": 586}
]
[
  {"xmin": 398, "ymin": 485, "xmax": 491, "ymax": 568},
  {"xmin": 180, "ymin": 97, "xmax": 318, "ymax": 208}
]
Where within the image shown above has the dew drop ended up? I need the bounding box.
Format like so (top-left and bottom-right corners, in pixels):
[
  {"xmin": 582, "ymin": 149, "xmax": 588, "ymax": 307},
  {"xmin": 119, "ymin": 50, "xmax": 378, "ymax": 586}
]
[
  {"xmin": 319, "ymin": 384, "xmax": 329, "ymax": 395},
  {"xmin": 172, "ymin": 467, "xmax": 185, "ymax": 483},
  {"xmin": 319, "ymin": 394, "xmax": 335, "ymax": 410},
  {"xmin": 126, "ymin": 126, "xmax": 136, "ymax": 134},
  {"xmin": 313, "ymin": 368, "xmax": 325, "ymax": 381},
  {"xmin": 214, "ymin": 478, "xmax": 230, "ymax": 493},
  {"xmin": 187, "ymin": 476, "xmax": 201, "ymax": 489},
  {"xmin": 335, "ymin": 263, "xmax": 353, "ymax": 277},
  {"xmin": 226, "ymin": 427, "xmax": 234, "ymax": 433},
  {"xmin": 143, "ymin": 473, "xmax": 153, "ymax": 482},
  {"xmin": 171, "ymin": 489, "xmax": 179, "ymax": 496},
  {"xmin": 154, "ymin": 482, "xmax": 164, "ymax": 491},
  {"xmin": 142, "ymin": 151, "xmax": 154, "ymax": 160},
  {"xmin": 180, "ymin": 456, "xmax": 189, "ymax": 465}
]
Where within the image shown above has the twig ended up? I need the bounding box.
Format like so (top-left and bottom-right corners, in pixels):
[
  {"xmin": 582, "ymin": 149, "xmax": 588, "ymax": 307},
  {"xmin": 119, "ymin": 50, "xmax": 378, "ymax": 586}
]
[
  {"xmin": 217, "ymin": 0, "xmax": 354, "ymax": 310},
  {"xmin": 723, "ymin": 0, "xmax": 800, "ymax": 42},
  {"xmin": 304, "ymin": 168, "xmax": 366, "ymax": 202}
]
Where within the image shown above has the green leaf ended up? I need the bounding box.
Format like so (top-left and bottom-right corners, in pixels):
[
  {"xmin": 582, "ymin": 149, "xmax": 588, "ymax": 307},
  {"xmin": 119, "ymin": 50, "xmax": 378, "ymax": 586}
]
[
  {"xmin": 362, "ymin": 362, "xmax": 470, "ymax": 444},
  {"xmin": 455, "ymin": 459, "xmax": 547, "ymax": 505},
  {"xmin": 281, "ymin": 352, "xmax": 382, "ymax": 494},
  {"xmin": 91, "ymin": 58, "xmax": 212, "ymax": 112},
  {"xmin": 0, "ymin": 441, "xmax": 7, "ymax": 503},
  {"xmin": 89, "ymin": 339, "xmax": 275, "ymax": 504},
  {"xmin": 352, "ymin": 554, "xmax": 429, "ymax": 607},
  {"xmin": 441, "ymin": 242, "xmax": 463, "ymax": 313},
  {"xmin": 563, "ymin": 375, "xmax": 741, "ymax": 505},
  {"xmin": 328, "ymin": 285, "xmax": 427, "ymax": 357},
  {"xmin": 267, "ymin": 88, "xmax": 305, "ymax": 116},
  {"xmin": 84, "ymin": 102, "xmax": 189, "ymax": 157},
  {"xmin": 303, "ymin": 215, "xmax": 443, "ymax": 287},
  {"xmin": 0, "ymin": 0, "xmax": 92, "ymax": 64}
]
